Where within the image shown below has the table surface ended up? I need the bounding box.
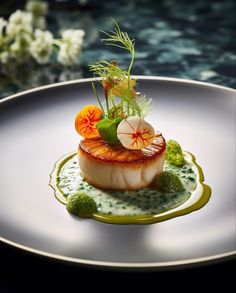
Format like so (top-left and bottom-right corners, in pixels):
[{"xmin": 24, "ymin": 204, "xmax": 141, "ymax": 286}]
[
  {"xmin": 0, "ymin": 0, "xmax": 235, "ymax": 290},
  {"xmin": 0, "ymin": 0, "xmax": 236, "ymax": 100}
]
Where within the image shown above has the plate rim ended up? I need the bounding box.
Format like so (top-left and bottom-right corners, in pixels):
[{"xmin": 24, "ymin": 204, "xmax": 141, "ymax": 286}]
[
  {"xmin": 0, "ymin": 76, "xmax": 235, "ymax": 105},
  {"xmin": 1, "ymin": 76, "xmax": 235, "ymax": 269},
  {"xmin": 0, "ymin": 236, "xmax": 235, "ymax": 270}
]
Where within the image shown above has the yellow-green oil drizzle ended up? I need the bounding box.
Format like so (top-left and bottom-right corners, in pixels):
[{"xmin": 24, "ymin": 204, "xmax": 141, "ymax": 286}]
[{"xmin": 49, "ymin": 152, "xmax": 211, "ymax": 224}]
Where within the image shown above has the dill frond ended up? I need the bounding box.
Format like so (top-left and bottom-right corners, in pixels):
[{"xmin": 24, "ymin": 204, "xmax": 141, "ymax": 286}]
[
  {"xmin": 89, "ymin": 60, "xmax": 127, "ymax": 81},
  {"xmin": 136, "ymin": 94, "xmax": 153, "ymax": 117},
  {"xmin": 100, "ymin": 19, "xmax": 135, "ymax": 86},
  {"xmin": 101, "ymin": 19, "xmax": 135, "ymax": 55},
  {"xmin": 120, "ymin": 89, "xmax": 142, "ymax": 117},
  {"xmin": 89, "ymin": 19, "xmax": 152, "ymax": 119}
]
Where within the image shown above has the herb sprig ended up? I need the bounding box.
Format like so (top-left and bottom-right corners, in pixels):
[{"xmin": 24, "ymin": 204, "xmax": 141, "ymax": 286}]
[
  {"xmin": 101, "ymin": 18, "xmax": 135, "ymax": 88},
  {"xmin": 89, "ymin": 60, "xmax": 127, "ymax": 82},
  {"xmin": 89, "ymin": 19, "xmax": 152, "ymax": 119}
]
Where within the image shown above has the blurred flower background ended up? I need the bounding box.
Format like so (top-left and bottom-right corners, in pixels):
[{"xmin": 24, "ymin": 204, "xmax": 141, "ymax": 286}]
[{"xmin": 0, "ymin": 0, "xmax": 235, "ymax": 98}]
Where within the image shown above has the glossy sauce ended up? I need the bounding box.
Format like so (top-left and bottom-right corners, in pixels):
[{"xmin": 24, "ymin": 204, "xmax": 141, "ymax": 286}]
[{"xmin": 49, "ymin": 151, "xmax": 211, "ymax": 224}]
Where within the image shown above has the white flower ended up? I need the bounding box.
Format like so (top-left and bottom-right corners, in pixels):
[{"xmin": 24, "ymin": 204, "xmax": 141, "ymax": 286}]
[
  {"xmin": 30, "ymin": 29, "xmax": 53, "ymax": 64},
  {"xmin": 10, "ymin": 34, "xmax": 31, "ymax": 61},
  {"xmin": 10, "ymin": 40, "xmax": 24, "ymax": 59},
  {"xmin": 0, "ymin": 17, "xmax": 7, "ymax": 39},
  {"xmin": 33, "ymin": 16, "xmax": 46, "ymax": 30},
  {"xmin": 58, "ymin": 29, "xmax": 85, "ymax": 66},
  {"xmin": 26, "ymin": 0, "xmax": 48, "ymax": 17},
  {"xmin": 26, "ymin": 0, "xmax": 48, "ymax": 29},
  {"xmin": 6, "ymin": 10, "xmax": 33, "ymax": 37},
  {"xmin": 0, "ymin": 51, "xmax": 10, "ymax": 64}
]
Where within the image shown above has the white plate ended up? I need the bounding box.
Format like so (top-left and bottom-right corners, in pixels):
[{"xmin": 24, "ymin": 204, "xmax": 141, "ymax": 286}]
[{"xmin": 0, "ymin": 76, "xmax": 235, "ymax": 269}]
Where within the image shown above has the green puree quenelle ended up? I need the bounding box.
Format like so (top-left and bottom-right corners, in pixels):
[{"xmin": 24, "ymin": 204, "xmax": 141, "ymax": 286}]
[{"xmin": 49, "ymin": 149, "xmax": 211, "ymax": 224}]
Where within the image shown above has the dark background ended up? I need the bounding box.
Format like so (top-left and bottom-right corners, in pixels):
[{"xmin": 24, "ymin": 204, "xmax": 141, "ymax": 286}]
[
  {"xmin": 0, "ymin": 0, "xmax": 236, "ymax": 100},
  {"xmin": 0, "ymin": 241, "xmax": 235, "ymax": 292}
]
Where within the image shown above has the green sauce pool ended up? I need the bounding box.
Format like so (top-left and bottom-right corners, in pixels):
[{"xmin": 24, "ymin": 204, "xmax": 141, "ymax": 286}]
[{"xmin": 49, "ymin": 151, "xmax": 211, "ymax": 224}]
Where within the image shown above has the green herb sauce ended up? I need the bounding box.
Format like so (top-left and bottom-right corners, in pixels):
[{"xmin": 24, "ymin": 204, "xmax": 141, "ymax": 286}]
[{"xmin": 49, "ymin": 151, "xmax": 211, "ymax": 224}]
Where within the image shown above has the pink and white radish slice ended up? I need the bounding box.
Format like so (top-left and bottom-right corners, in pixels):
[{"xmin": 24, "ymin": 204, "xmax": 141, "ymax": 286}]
[{"xmin": 117, "ymin": 116, "xmax": 155, "ymax": 150}]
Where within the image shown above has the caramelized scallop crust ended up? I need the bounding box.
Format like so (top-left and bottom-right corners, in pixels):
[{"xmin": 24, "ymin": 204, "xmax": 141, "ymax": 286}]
[
  {"xmin": 78, "ymin": 133, "xmax": 166, "ymax": 190},
  {"xmin": 79, "ymin": 133, "xmax": 166, "ymax": 163}
]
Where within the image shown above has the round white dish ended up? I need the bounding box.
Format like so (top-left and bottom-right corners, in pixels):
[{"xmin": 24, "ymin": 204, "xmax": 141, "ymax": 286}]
[{"xmin": 0, "ymin": 76, "xmax": 235, "ymax": 269}]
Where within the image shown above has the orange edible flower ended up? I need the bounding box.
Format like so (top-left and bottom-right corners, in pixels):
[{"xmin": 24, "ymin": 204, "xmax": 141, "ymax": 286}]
[
  {"xmin": 111, "ymin": 79, "xmax": 136, "ymax": 97},
  {"xmin": 102, "ymin": 79, "xmax": 113, "ymax": 98},
  {"xmin": 75, "ymin": 105, "xmax": 102, "ymax": 138}
]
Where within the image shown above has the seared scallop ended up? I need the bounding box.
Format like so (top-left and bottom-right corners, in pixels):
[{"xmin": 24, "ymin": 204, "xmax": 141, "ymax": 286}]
[{"xmin": 78, "ymin": 132, "xmax": 166, "ymax": 190}]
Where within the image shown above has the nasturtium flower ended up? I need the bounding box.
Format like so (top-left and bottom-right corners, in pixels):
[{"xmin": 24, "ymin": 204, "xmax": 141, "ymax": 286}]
[
  {"xmin": 75, "ymin": 105, "xmax": 102, "ymax": 138},
  {"xmin": 111, "ymin": 79, "xmax": 136, "ymax": 97}
]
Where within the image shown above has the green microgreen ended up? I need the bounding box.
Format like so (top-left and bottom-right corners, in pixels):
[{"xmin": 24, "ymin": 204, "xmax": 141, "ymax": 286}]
[
  {"xmin": 89, "ymin": 19, "xmax": 152, "ymax": 119},
  {"xmin": 89, "ymin": 60, "xmax": 127, "ymax": 81},
  {"xmin": 101, "ymin": 18, "xmax": 135, "ymax": 86}
]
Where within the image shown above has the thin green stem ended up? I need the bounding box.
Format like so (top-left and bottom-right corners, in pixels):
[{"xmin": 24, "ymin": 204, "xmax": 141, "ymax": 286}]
[
  {"xmin": 53, "ymin": 39, "xmax": 62, "ymax": 47},
  {"xmin": 0, "ymin": 35, "xmax": 13, "ymax": 47},
  {"xmin": 127, "ymin": 48, "xmax": 135, "ymax": 89},
  {"xmin": 106, "ymin": 97, "xmax": 110, "ymax": 118},
  {"xmin": 92, "ymin": 82, "xmax": 105, "ymax": 115}
]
